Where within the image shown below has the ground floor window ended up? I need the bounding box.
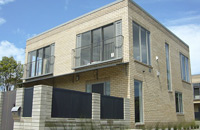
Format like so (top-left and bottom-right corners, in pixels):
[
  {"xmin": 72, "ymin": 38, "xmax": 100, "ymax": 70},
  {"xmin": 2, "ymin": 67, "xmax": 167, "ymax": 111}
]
[
  {"xmin": 134, "ymin": 80, "xmax": 143, "ymax": 123},
  {"xmin": 175, "ymin": 92, "xmax": 183, "ymax": 113},
  {"xmin": 86, "ymin": 81, "xmax": 110, "ymax": 96}
]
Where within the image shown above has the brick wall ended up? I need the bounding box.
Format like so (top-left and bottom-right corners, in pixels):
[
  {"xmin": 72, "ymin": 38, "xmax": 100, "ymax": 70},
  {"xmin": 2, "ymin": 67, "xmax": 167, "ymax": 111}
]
[
  {"xmin": 13, "ymin": 86, "xmax": 130, "ymax": 130},
  {"xmin": 128, "ymin": 0, "xmax": 194, "ymax": 125},
  {"xmin": 192, "ymin": 75, "xmax": 200, "ymax": 83}
]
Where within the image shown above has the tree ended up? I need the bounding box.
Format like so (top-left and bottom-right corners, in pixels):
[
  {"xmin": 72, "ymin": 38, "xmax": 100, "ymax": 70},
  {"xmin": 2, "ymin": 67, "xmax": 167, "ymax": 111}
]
[{"xmin": 0, "ymin": 56, "xmax": 23, "ymax": 91}]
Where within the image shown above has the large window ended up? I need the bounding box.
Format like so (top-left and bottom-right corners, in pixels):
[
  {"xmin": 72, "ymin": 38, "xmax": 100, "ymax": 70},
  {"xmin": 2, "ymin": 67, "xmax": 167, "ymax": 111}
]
[
  {"xmin": 165, "ymin": 43, "xmax": 172, "ymax": 91},
  {"xmin": 27, "ymin": 44, "xmax": 54, "ymax": 78},
  {"xmin": 133, "ymin": 22, "xmax": 151, "ymax": 65},
  {"xmin": 134, "ymin": 80, "xmax": 143, "ymax": 123},
  {"xmin": 180, "ymin": 53, "xmax": 190, "ymax": 82},
  {"xmin": 175, "ymin": 92, "xmax": 183, "ymax": 113},
  {"xmin": 75, "ymin": 20, "xmax": 123, "ymax": 67},
  {"xmin": 86, "ymin": 81, "xmax": 110, "ymax": 96}
]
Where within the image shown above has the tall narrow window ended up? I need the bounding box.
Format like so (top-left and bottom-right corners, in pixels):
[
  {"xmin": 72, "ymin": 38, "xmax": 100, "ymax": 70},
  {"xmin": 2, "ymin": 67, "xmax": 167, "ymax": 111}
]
[
  {"xmin": 133, "ymin": 22, "xmax": 151, "ymax": 65},
  {"xmin": 134, "ymin": 80, "xmax": 143, "ymax": 123},
  {"xmin": 165, "ymin": 43, "xmax": 171, "ymax": 91},
  {"xmin": 175, "ymin": 92, "xmax": 183, "ymax": 113},
  {"xmin": 180, "ymin": 53, "xmax": 190, "ymax": 82},
  {"xmin": 43, "ymin": 46, "xmax": 51, "ymax": 74},
  {"xmin": 81, "ymin": 31, "xmax": 91, "ymax": 66},
  {"xmin": 28, "ymin": 51, "xmax": 36, "ymax": 77},
  {"xmin": 103, "ymin": 24, "xmax": 115, "ymax": 61},
  {"xmin": 36, "ymin": 48, "xmax": 43, "ymax": 76},
  {"xmin": 92, "ymin": 28, "xmax": 102, "ymax": 62}
]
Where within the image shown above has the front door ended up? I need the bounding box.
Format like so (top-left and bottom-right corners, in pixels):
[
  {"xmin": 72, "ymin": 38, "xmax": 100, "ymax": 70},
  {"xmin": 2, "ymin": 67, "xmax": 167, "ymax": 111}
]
[{"xmin": 92, "ymin": 83, "xmax": 104, "ymax": 95}]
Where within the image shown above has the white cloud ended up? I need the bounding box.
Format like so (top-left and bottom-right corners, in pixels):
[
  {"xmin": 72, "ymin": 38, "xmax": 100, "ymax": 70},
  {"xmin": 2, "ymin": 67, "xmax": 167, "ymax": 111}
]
[
  {"xmin": 184, "ymin": 11, "xmax": 198, "ymax": 16},
  {"xmin": 166, "ymin": 15, "xmax": 200, "ymax": 26},
  {"xmin": 26, "ymin": 33, "xmax": 37, "ymax": 39},
  {"xmin": 13, "ymin": 28, "xmax": 37, "ymax": 39},
  {"xmin": 168, "ymin": 24, "xmax": 200, "ymax": 75},
  {"xmin": 0, "ymin": 40, "xmax": 25, "ymax": 63},
  {"xmin": 0, "ymin": 0, "xmax": 15, "ymax": 5},
  {"xmin": 0, "ymin": 17, "xmax": 6, "ymax": 25},
  {"xmin": 64, "ymin": 0, "xmax": 70, "ymax": 10}
]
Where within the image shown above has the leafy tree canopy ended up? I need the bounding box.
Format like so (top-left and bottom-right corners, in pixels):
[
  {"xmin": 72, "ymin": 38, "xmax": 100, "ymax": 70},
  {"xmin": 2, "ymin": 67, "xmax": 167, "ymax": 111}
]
[{"xmin": 0, "ymin": 56, "xmax": 23, "ymax": 91}]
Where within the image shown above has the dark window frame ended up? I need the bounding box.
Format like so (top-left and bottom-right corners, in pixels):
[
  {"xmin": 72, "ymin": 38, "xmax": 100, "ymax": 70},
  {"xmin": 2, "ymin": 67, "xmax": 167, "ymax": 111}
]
[
  {"xmin": 175, "ymin": 91, "xmax": 183, "ymax": 114},
  {"xmin": 165, "ymin": 43, "xmax": 172, "ymax": 91},
  {"xmin": 78, "ymin": 23, "xmax": 115, "ymax": 65},
  {"xmin": 27, "ymin": 44, "xmax": 54, "ymax": 77},
  {"xmin": 134, "ymin": 80, "xmax": 143, "ymax": 123},
  {"xmin": 180, "ymin": 53, "xmax": 190, "ymax": 82}
]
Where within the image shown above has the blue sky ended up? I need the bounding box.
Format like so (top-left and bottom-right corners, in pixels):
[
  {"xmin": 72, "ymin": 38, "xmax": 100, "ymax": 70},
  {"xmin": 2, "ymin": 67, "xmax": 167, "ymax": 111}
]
[{"xmin": 0, "ymin": 0, "xmax": 200, "ymax": 74}]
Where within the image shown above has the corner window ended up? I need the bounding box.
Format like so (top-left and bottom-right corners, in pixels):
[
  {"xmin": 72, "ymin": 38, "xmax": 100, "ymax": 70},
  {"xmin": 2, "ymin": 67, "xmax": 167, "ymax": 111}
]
[
  {"xmin": 134, "ymin": 80, "xmax": 143, "ymax": 123},
  {"xmin": 86, "ymin": 81, "xmax": 110, "ymax": 96},
  {"xmin": 180, "ymin": 53, "xmax": 190, "ymax": 82},
  {"xmin": 175, "ymin": 92, "xmax": 183, "ymax": 113},
  {"xmin": 165, "ymin": 43, "xmax": 172, "ymax": 91},
  {"xmin": 133, "ymin": 22, "xmax": 151, "ymax": 65}
]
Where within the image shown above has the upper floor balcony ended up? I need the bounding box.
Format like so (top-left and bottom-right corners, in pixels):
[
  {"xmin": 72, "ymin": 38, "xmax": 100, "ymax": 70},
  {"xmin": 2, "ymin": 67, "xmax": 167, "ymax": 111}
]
[
  {"xmin": 23, "ymin": 56, "xmax": 55, "ymax": 79},
  {"xmin": 72, "ymin": 35, "xmax": 123, "ymax": 69}
]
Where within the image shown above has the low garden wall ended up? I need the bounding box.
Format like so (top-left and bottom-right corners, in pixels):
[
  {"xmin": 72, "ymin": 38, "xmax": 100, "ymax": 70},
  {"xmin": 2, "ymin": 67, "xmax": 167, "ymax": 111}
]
[{"xmin": 13, "ymin": 85, "xmax": 130, "ymax": 130}]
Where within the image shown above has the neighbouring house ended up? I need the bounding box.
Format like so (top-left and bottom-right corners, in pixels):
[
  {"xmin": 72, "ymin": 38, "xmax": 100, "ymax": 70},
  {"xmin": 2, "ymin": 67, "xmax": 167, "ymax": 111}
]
[
  {"xmin": 14, "ymin": 0, "xmax": 194, "ymax": 129},
  {"xmin": 192, "ymin": 74, "xmax": 200, "ymax": 121}
]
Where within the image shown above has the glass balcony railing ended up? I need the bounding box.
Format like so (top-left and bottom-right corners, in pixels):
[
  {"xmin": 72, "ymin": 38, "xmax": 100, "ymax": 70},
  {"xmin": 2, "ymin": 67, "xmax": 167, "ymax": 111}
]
[
  {"xmin": 72, "ymin": 35, "xmax": 123, "ymax": 68},
  {"xmin": 23, "ymin": 56, "xmax": 55, "ymax": 79},
  {"xmin": 194, "ymin": 95, "xmax": 200, "ymax": 100}
]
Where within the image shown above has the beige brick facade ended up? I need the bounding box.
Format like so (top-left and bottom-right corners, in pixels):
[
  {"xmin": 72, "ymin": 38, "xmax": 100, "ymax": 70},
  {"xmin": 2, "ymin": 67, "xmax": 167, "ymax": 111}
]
[
  {"xmin": 192, "ymin": 74, "xmax": 200, "ymax": 121},
  {"xmin": 23, "ymin": 0, "xmax": 194, "ymax": 128}
]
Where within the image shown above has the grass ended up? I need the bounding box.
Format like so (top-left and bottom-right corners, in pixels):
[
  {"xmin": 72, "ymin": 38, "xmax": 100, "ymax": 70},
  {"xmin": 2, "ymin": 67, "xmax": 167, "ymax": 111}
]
[
  {"xmin": 46, "ymin": 119, "xmax": 129, "ymax": 130},
  {"xmin": 46, "ymin": 120, "xmax": 199, "ymax": 130}
]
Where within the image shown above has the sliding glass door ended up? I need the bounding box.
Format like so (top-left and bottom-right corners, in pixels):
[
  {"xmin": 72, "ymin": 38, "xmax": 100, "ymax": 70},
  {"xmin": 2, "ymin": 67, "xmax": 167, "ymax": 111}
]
[
  {"xmin": 75, "ymin": 21, "xmax": 122, "ymax": 68},
  {"xmin": 81, "ymin": 31, "xmax": 91, "ymax": 66},
  {"xmin": 28, "ymin": 51, "xmax": 36, "ymax": 77},
  {"xmin": 92, "ymin": 28, "xmax": 102, "ymax": 62},
  {"xmin": 27, "ymin": 44, "xmax": 54, "ymax": 78},
  {"xmin": 36, "ymin": 49, "xmax": 43, "ymax": 76},
  {"xmin": 103, "ymin": 24, "xmax": 115, "ymax": 61},
  {"xmin": 43, "ymin": 46, "xmax": 51, "ymax": 74}
]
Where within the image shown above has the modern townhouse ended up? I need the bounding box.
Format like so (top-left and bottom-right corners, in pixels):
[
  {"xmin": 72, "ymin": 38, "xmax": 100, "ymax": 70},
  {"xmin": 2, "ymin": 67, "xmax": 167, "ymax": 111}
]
[
  {"xmin": 17, "ymin": 0, "xmax": 194, "ymax": 129},
  {"xmin": 192, "ymin": 74, "xmax": 200, "ymax": 121}
]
